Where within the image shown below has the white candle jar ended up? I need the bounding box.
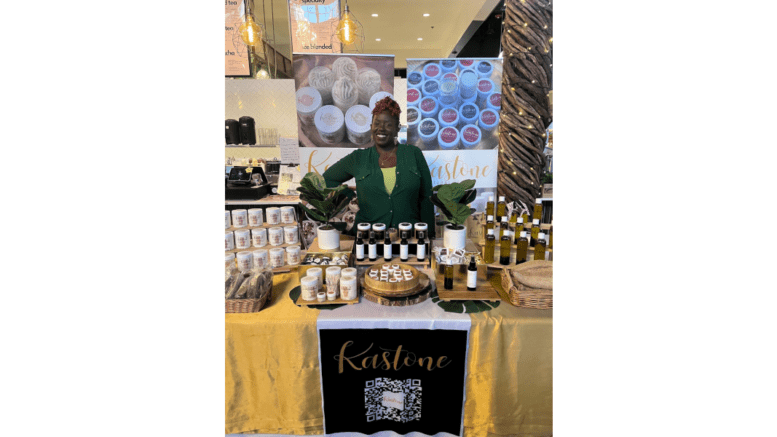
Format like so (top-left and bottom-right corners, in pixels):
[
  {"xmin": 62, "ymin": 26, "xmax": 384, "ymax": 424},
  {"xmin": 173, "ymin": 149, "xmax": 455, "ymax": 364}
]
[
  {"xmin": 225, "ymin": 231, "xmax": 235, "ymax": 251},
  {"xmin": 251, "ymin": 228, "xmax": 268, "ymax": 247},
  {"xmin": 340, "ymin": 275, "xmax": 358, "ymax": 300},
  {"xmin": 248, "ymin": 208, "xmax": 264, "ymax": 227},
  {"xmin": 236, "ymin": 251, "xmax": 253, "ymax": 272},
  {"xmin": 286, "ymin": 245, "xmax": 301, "ymax": 266},
  {"xmin": 326, "ymin": 266, "xmax": 342, "ymax": 297},
  {"xmin": 252, "ymin": 249, "xmax": 268, "ymax": 269},
  {"xmin": 268, "ymin": 227, "xmax": 284, "ymax": 246},
  {"xmin": 225, "ymin": 210, "xmax": 231, "ymax": 229},
  {"xmin": 234, "ymin": 229, "xmax": 251, "ymax": 250},
  {"xmin": 307, "ymin": 267, "xmax": 323, "ymax": 291},
  {"xmin": 266, "ymin": 207, "xmax": 281, "ymax": 225},
  {"xmin": 281, "ymin": 206, "xmax": 296, "ymax": 224},
  {"xmin": 269, "ymin": 248, "xmax": 285, "ymax": 268},
  {"xmin": 231, "ymin": 209, "xmax": 248, "ymax": 228},
  {"xmin": 283, "ymin": 226, "xmax": 299, "ymax": 244},
  {"xmin": 300, "ymin": 275, "xmax": 319, "ymax": 301}
]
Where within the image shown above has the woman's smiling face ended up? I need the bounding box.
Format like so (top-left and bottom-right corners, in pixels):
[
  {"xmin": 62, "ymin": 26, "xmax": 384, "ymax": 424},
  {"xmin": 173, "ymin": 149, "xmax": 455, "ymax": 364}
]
[{"xmin": 371, "ymin": 111, "xmax": 399, "ymax": 147}]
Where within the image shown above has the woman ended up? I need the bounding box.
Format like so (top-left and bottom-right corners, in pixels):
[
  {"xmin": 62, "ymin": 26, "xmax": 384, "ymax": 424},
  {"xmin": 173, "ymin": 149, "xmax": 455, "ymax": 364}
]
[{"xmin": 323, "ymin": 96, "xmax": 435, "ymax": 238}]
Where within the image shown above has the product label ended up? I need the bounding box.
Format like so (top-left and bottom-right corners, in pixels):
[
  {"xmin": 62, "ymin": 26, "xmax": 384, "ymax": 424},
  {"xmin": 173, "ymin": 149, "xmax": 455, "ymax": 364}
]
[
  {"xmin": 408, "ymin": 72, "xmax": 423, "ymax": 85},
  {"xmin": 489, "ymin": 93, "xmax": 501, "ymax": 107},
  {"xmin": 420, "ymin": 120, "xmax": 437, "ymax": 136},
  {"xmin": 461, "ymin": 104, "xmax": 477, "ymax": 119},
  {"xmin": 462, "ymin": 127, "xmax": 480, "ymax": 143},
  {"xmin": 420, "ymin": 98, "xmax": 436, "ymax": 112},
  {"xmin": 441, "ymin": 60, "xmax": 456, "ymax": 68},
  {"xmin": 407, "ymin": 88, "xmax": 420, "ymax": 103},
  {"xmin": 460, "ymin": 59, "xmax": 474, "ymax": 67},
  {"xmin": 467, "ymin": 270, "xmax": 478, "ymax": 288},
  {"xmin": 298, "ymin": 94, "xmax": 314, "ymax": 107},
  {"xmin": 369, "ymin": 244, "xmax": 377, "ymax": 258},
  {"xmin": 477, "ymin": 61, "xmax": 491, "ymax": 74},
  {"xmin": 352, "ymin": 111, "xmax": 368, "ymax": 127},
  {"xmin": 425, "ymin": 64, "xmax": 440, "ymax": 77},
  {"xmin": 356, "ymin": 244, "xmax": 365, "ymax": 259},
  {"xmin": 400, "ymin": 245, "xmax": 409, "ymax": 259},
  {"xmin": 478, "ymin": 80, "xmax": 493, "ymax": 93},
  {"xmin": 424, "ymin": 80, "xmax": 439, "ymax": 93},
  {"xmin": 442, "ymin": 72, "xmax": 457, "ymax": 81},
  {"xmin": 440, "ymin": 80, "xmax": 457, "ymax": 94},
  {"xmin": 440, "ymin": 127, "xmax": 457, "ymax": 143},
  {"xmin": 321, "ymin": 112, "xmax": 339, "ymax": 127},
  {"xmin": 407, "ymin": 108, "xmax": 418, "ymax": 123},
  {"xmin": 460, "ymin": 70, "xmax": 476, "ymax": 85},
  {"xmin": 235, "ymin": 215, "xmax": 245, "ymax": 226},
  {"xmin": 481, "ymin": 110, "xmax": 497, "ymax": 125},
  {"xmin": 441, "ymin": 109, "xmax": 457, "ymax": 123},
  {"xmin": 417, "ymin": 244, "xmax": 426, "ymax": 260}
]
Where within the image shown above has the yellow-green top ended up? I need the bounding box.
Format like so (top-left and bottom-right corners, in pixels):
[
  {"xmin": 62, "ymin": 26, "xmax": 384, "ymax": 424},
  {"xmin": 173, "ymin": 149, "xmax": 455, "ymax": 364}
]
[{"xmin": 381, "ymin": 166, "xmax": 396, "ymax": 195}]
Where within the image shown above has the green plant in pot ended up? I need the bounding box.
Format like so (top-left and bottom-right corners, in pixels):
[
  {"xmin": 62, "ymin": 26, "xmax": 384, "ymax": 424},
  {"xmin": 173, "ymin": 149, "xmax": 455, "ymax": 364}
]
[
  {"xmin": 429, "ymin": 179, "xmax": 477, "ymax": 251},
  {"xmin": 297, "ymin": 172, "xmax": 351, "ymax": 250}
]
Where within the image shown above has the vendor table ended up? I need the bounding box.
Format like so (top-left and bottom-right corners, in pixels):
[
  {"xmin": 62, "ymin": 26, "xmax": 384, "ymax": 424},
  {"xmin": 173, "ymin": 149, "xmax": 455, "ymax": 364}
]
[{"xmin": 226, "ymin": 271, "xmax": 552, "ymax": 436}]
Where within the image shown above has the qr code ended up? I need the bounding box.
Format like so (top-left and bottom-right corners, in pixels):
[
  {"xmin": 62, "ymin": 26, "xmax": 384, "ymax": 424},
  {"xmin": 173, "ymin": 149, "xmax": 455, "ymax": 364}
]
[{"xmin": 365, "ymin": 378, "xmax": 422, "ymax": 423}]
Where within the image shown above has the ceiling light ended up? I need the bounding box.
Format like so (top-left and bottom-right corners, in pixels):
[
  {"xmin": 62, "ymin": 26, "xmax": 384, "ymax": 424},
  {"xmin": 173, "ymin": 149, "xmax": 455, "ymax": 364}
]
[
  {"xmin": 371, "ymin": 13, "xmax": 378, "ymax": 17},
  {"xmin": 375, "ymin": 38, "xmax": 381, "ymax": 41},
  {"xmin": 417, "ymin": 38, "xmax": 423, "ymax": 41},
  {"xmin": 423, "ymin": 13, "xmax": 430, "ymax": 17}
]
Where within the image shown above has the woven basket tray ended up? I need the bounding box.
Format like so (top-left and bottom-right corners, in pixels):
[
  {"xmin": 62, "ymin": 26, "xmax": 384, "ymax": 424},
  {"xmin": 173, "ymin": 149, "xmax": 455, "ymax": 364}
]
[
  {"xmin": 500, "ymin": 260, "xmax": 552, "ymax": 309},
  {"xmin": 225, "ymin": 284, "xmax": 271, "ymax": 313}
]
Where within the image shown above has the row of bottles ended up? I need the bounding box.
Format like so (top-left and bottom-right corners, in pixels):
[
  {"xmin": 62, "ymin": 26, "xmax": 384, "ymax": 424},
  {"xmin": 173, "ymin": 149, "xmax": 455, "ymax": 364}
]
[
  {"xmin": 355, "ymin": 230, "xmax": 427, "ymax": 262},
  {"xmin": 483, "ymin": 227, "xmax": 552, "ymax": 265},
  {"xmin": 485, "ymin": 196, "xmax": 545, "ymax": 225},
  {"xmin": 443, "ymin": 255, "xmax": 478, "ymax": 291}
]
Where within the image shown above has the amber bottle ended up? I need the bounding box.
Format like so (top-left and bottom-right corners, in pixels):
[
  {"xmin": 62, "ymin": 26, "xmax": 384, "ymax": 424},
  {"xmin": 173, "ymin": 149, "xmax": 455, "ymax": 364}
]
[
  {"xmin": 530, "ymin": 219, "xmax": 541, "ymax": 247},
  {"xmin": 515, "ymin": 231, "xmax": 529, "ymax": 264},
  {"xmin": 534, "ymin": 232, "xmax": 547, "ymax": 261},
  {"xmin": 499, "ymin": 230, "xmax": 512, "ymax": 266}
]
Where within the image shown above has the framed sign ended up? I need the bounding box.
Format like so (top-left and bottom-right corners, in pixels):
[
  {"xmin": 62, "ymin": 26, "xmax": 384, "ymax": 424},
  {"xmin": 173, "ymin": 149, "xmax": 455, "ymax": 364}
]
[{"xmin": 225, "ymin": 0, "xmax": 251, "ymax": 77}]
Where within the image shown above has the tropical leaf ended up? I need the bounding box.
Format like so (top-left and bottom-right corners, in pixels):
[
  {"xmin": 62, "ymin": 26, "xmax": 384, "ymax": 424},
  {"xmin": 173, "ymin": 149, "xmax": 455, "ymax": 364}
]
[
  {"xmin": 459, "ymin": 179, "xmax": 476, "ymax": 191},
  {"xmin": 297, "ymin": 186, "xmax": 323, "ymax": 202},
  {"xmin": 461, "ymin": 189, "xmax": 477, "ymax": 205},
  {"xmin": 301, "ymin": 172, "xmax": 326, "ymax": 190},
  {"xmin": 299, "ymin": 203, "xmax": 327, "ymax": 222},
  {"xmin": 332, "ymin": 195, "xmax": 351, "ymax": 219},
  {"xmin": 308, "ymin": 198, "xmax": 335, "ymax": 215}
]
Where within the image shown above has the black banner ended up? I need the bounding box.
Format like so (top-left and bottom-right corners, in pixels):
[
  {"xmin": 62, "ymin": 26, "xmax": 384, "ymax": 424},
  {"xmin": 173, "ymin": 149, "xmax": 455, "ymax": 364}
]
[{"xmin": 319, "ymin": 329, "xmax": 468, "ymax": 435}]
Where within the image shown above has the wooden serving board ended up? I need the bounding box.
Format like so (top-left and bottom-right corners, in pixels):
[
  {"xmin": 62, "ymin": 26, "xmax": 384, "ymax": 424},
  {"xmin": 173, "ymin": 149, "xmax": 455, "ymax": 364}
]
[
  {"xmin": 480, "ymin": 245, "xmax": 552, "ymax": 269},
  {"xmin": 306, "ymin": 238, "xmax": 355, "ymax": 253},
  {"xmin": 297, "ymin": 293, "xmax": 359, "ymax": 306},
  {"xmin": 227, "ymin": 243, "xmax": 304, "ymax": 255},
  {"xmin": 363, "ymin": 286, "xmax": 431, "ymax": 307},
  {"xmin": 434, "ymin": 275, "xmax": 501, "ymax": 302},
  {"xmin": 226, "ymin": 222, "xmax": 298, "ymax": 233}
]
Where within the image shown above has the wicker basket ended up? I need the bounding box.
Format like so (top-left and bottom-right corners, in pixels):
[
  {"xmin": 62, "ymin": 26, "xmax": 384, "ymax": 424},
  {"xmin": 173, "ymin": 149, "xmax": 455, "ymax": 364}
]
[
  {"xmin": 226, "ymin": 291, "xmax": 269, "ymax": 313},
  {"xmin": 501, "ymin": 260, "xmax": 552, "ymax": 309}
]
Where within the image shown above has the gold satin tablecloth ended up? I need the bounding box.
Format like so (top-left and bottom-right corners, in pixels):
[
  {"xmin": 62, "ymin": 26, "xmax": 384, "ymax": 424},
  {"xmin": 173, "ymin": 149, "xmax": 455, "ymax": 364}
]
[{"xmin": 226, "ymin": 274, "xmax": 552, "ymax": 436}]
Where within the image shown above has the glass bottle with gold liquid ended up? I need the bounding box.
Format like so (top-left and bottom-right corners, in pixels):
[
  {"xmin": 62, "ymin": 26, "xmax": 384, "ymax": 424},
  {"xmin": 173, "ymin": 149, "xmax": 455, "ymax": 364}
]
[
  {"xmin": 548, "ymin": 223, "xmax": 553, "ymax": 249},
  {"xmin": 515, "ymin": 231, "xmax": 529, "ymax": 264},
  {"xmin": 483, "ymin": 228, "xmax": 496, "ymax": 264},
  {"xmin": 534, "ymin": 232, "xmax": 547, "ymax": 261},
  {"xmin": 486, "ymin": 196, "xmax": 495, "ymax": 220},
  {"xmin": 499, "ymin": 216, "xmax": 509, "ymax": 240},
  {"xmin": 530, "ymin": 219, "xmax": 541, "ymax": 247},
  {"xmin": 521, "ymin": 211, "xmax": 529, "ymax": 227},
  {"xmin": 499, "ymin": 230, "xmax": 512, "ymax": 265},
  {"xmin": 496, "ymin": 196, "xmax": 506, "ymax": 222},
  {"xmin": 514, "ymin": 216, "xmax": 524, "ymax": 243},
  {"xmin": 485, "ymin": 215, "xmax": 495, "ymax": 233},
  {"xmin": 444, "ymin": 259, "xmax": 454, "ymax": 290},
  {"xmin": 533, "ymin": 198, "xmax": 543, "ymax": 222}
]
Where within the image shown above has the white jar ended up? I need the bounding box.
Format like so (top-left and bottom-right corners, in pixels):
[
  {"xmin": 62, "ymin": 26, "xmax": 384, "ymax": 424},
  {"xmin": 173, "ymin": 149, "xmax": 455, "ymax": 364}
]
[
  {"xmin": 476, "ymin": 60, "xmax": 494, "ymax": 78},
  {"xmin": 422, "ymin": 62, "xmax": 442, "ymax": 81},
  {"xmin": 326, "ymin": 266, "xmax": 342, "ymax": 297},
  {"xmin": 225, "ymin": 231, "xmax": 235, "ymax": 251},
  {"xmin": 478, "ymin": 108, "xmax": 500, "ymax": 135},
  {"xmin": 460, "ymin": 124, "xmax": 482, "ymax": 149},
  {"xmin": 286, "ymin": 245, "xmax": 301, "ymax": 266},
  {"xmin": 236, "ymin": 251, "xmax": 253, "ymax": 272},
  {"xmin": 268, "ymin": 227, "xmax": 284, "ymax": 246},
  {"xmin": 414, "ymin": 222, "xmax": 428, "ymax": 240},
  {"xmin": 251, "ymin": 228, "xmax": 267, "ymax": 247},
  {"xmin": 340, "ymin": 275, "xmax": 358, "ymax": 301},
  {"xmin": 234, "ymin": 229, "xmax": 251, "ymax": 249},
  {"xmin": 266, "ymin": 207, "xmax": 281, "ymax": 225},
  {"xmin": 345, "ymin": 105, "xmax": 373, "ymax": 145},
  {"xmin": 231, "ymin": 209, "xmax": 248, "ymax": 228},
  {"xmin": 296, "ymin": 86, "xmax": 323, "ymax": 127},
  {"xmin": 438, "ymin": 126, "xmax": 460, "ymax": 150},
  {"xmin": 314, "ymin": 105, "xmax": 346, "ymax": 144},
  {"xmin": 252, "ymin": 249, "xmax": 268, "ymax": 269},
  {"xmin": 307, "ymin": 267, "xmax": 323, "ymax": 291},
  {"xmin": 283, "ymin": 226, "xmax": 299, "ymax": 244},
  {"xmin": 269, "ymin": 248, "xmax": 285, "ymax": 268},
  {"xmin": 225, "ymin": 210, "xmax": 231, "ymax": 229},
  {"xmin": 406, "ymin": 87, "xmax": 421, "ymax": 108},
  {"xmin": 301, "ymin": 275, "xmax": 319, "ymax": 301},
  {"xmin": 225, "ymin": 253, "xmax": 235, "ymax": 263},
  {"xmin": 281, "ymin": 206, "xmax": 296, "ymax": 224},
  {"xmin": 248, "ymin": 208, "xmax": 264, "ymax": 227}
]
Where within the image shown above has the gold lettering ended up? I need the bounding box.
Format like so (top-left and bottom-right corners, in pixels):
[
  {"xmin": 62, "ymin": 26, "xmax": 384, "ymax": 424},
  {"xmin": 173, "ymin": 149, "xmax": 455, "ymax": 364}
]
[
  {"xmin": 404, "ymin": 354, "xmax": 416, "ymax": 367},
  {"xmin": 393, "ymin": 345, "xmax": 403, "ymax": 370},
  {"xmin": 437, "ymin": 356, "xmax": 451, "ymax": 368},
  {"xmin": 336, "ymin": 341, "xmax": 373, "ymax": 374},
  {"xmin": 305, "ymin": 149, "xmax": 334, "ymax": 175},
  {"xmin": 382, "ymin": 351, "xmax": 392, "ymax": 370},
  {"xmin": 418, "ymin": 356, "xmax": 434, "ymax": 370}
]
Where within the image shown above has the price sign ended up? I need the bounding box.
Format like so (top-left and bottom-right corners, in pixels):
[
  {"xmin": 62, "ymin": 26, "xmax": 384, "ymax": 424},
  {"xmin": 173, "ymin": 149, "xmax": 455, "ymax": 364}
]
[{"xmin": 280, "ymin": 137, "xmax": 300, "ymax": 164}]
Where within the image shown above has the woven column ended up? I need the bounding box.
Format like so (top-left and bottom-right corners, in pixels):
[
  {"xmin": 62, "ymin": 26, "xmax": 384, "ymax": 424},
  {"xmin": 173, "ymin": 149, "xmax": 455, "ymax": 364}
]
[{"xmin": 497, "ymin": 0, "xmax": 553, "ymax": 207}]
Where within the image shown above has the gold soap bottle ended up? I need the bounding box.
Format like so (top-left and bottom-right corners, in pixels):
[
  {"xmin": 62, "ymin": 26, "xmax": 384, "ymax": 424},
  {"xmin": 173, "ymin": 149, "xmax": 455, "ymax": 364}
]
[
  {"xmin": 533, "ymin": 198, "xmax": 543, "ymax": 222},
  {"xmin": 530, "ymin": 219, "xmax": 541, "ymax": 247},
  {"xmin": 516, "ymin": 231, "xmax": 529, "ymax": 264},
  {"xmin": 534, "ymin": 232, "xmax": 547, "ymax": 261},
  {"xmin": 486, "ymin": 196, "xmax": 495, "ymax": 219},
  {"xmin": 514, "ymin": 217, "xmax": 524, "ymax": 243},
  {"xmin": 499, "ymin": 216, "xmax": 509, "ymax": 240},
  {"xmin": 486, "ymin": 214, "xmax": 495, "ymax": 232},
  {"xmin": 484, "ymin": 228, "xmax": 496, "ymax": 264},
  {"xmin": 500, "ymin": 230, "xmax": 512, "ymax": 265},
  {"xmin": 496, "ymin": 196, "xmax": 506, "ymax": 222}
]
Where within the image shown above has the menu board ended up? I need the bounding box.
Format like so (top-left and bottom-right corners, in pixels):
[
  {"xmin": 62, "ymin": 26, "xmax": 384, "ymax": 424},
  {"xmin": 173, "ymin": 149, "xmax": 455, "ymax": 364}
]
[
  {"xmin": 288, "ymin": 0, "xmax": 342, "ymax": 53},
  {"xmin": 225, "ymin": 0, "xmax": 251, "ymax": 77}
]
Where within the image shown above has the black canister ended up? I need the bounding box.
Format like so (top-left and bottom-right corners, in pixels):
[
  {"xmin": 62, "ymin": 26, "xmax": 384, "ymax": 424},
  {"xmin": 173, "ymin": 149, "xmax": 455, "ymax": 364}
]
[
  {"xmin": 238, "ymin": 116, "xmax": 256, "ymax": 145},
  {"xmin": 225, "ymin": 119, "xmax": 240, "ymax": 144}
]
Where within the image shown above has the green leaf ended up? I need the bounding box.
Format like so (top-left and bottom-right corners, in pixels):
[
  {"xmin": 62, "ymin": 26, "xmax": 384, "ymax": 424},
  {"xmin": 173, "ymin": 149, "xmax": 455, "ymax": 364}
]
[
  {"xmin": 459, "ymin": 179, "xmax": 476, "ymax": 191},
  {"xmin": 461, "ymin": 189, "xmax": 477, "ymax": 205},
  {"xmin": 297, "ymin": 187, "xmax": 323, "ymax": 202},
  {"xmin": 322, "ymin": 185, "xmax": 346, "ymax": 196},
  {"xmin": 430, "ymin": 193, "xmax": 454, "ymax": 220},
  {"xmin": 431, "ymin": 184, "xmax": 443, "ymax": 192},
  {"xmin": 333, "ymin": 195, "xmax": 351, "ymax": 218},
  {"xmin": 438, "ymin": 301, "xmax": 465, "ymax": 313},
  {"xmin": 331, "ymin": 221, "xmax": 348, "ymax": 232},
  {"xmin": 301, "ymin": 172, "xmax": 326, "ymax": 190},
  {"xmin": 310, "ymin": 198, "xmax": 336, "ymax": 215},
  {"xmin": 299, "ymin": 203, "xmax": 327, "ymax": 222}
]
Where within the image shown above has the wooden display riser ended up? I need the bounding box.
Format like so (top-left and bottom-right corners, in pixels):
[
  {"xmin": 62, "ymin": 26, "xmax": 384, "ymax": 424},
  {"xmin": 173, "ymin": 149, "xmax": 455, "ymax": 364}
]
[
  {"xmin": 354, "ymin": 255, "xmax": 429, "ymax": 267},
  {"xmin": 227, "ymin": 256, "xmax": 305, "ymax": 274},
  {"xmin": 433, "ymin": 275, "xmax": 501, "ymax": 302},
  {"xmin": 226, "ymin": 222, "xmax": 298, "ymax": 233},
  {"xmin": 480, "ymin": 244, "xmax": 552, "ymax": 269},
  {"xmin": 477, "ymin": 223, "xmax": 551, "ymax": 246}
]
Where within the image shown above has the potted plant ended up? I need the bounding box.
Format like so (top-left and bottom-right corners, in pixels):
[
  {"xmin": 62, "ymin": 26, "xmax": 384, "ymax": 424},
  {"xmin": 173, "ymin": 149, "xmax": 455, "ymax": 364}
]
[
  {"xmin": 429, "ymin": 180, "xmax": 477, "ymax": 251},
  {"xmin": 297, "ymin": 172, "xmax": 351, "ymax": 250}
]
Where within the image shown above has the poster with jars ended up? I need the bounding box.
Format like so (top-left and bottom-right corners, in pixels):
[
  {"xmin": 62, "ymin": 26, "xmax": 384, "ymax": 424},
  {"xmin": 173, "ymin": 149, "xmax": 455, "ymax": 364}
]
[
  {"xmin": 293, "ymin": 53, "xmax": 395, "ymax": 148},
  {"xmin": 405, "ymin": 58, "xmax": 503, "ymax": 151}
]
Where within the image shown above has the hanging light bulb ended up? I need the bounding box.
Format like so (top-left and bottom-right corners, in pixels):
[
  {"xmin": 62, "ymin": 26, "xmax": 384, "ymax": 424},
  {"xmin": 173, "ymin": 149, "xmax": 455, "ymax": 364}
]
[
  {"xmin": 240, "ymin": 15, "xmax": 262, "ymax": 47},
  {"xmin": 336, "ymin": 3, "xmax": 359, "ymax": 45},
  {"xmin": 239, "ymin": 1, "xmax": 262, "ymax": 47}
]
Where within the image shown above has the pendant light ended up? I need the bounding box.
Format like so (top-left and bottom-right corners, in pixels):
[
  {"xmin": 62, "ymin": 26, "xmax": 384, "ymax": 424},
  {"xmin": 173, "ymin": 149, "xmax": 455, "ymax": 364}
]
[
  {"xmin": 335, "ymin": 1, "xmax": 360, "ymax": 45},
  {"xmin": 239, "ymin": 0, "xmax": 262, "ymax": 47}
]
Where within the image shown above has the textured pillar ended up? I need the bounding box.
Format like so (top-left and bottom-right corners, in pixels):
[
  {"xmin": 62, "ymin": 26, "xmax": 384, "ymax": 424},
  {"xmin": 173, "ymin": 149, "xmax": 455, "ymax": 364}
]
[{"xmin": 497, "ymin": 0, "xmax": 553, "ymax": 208}]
